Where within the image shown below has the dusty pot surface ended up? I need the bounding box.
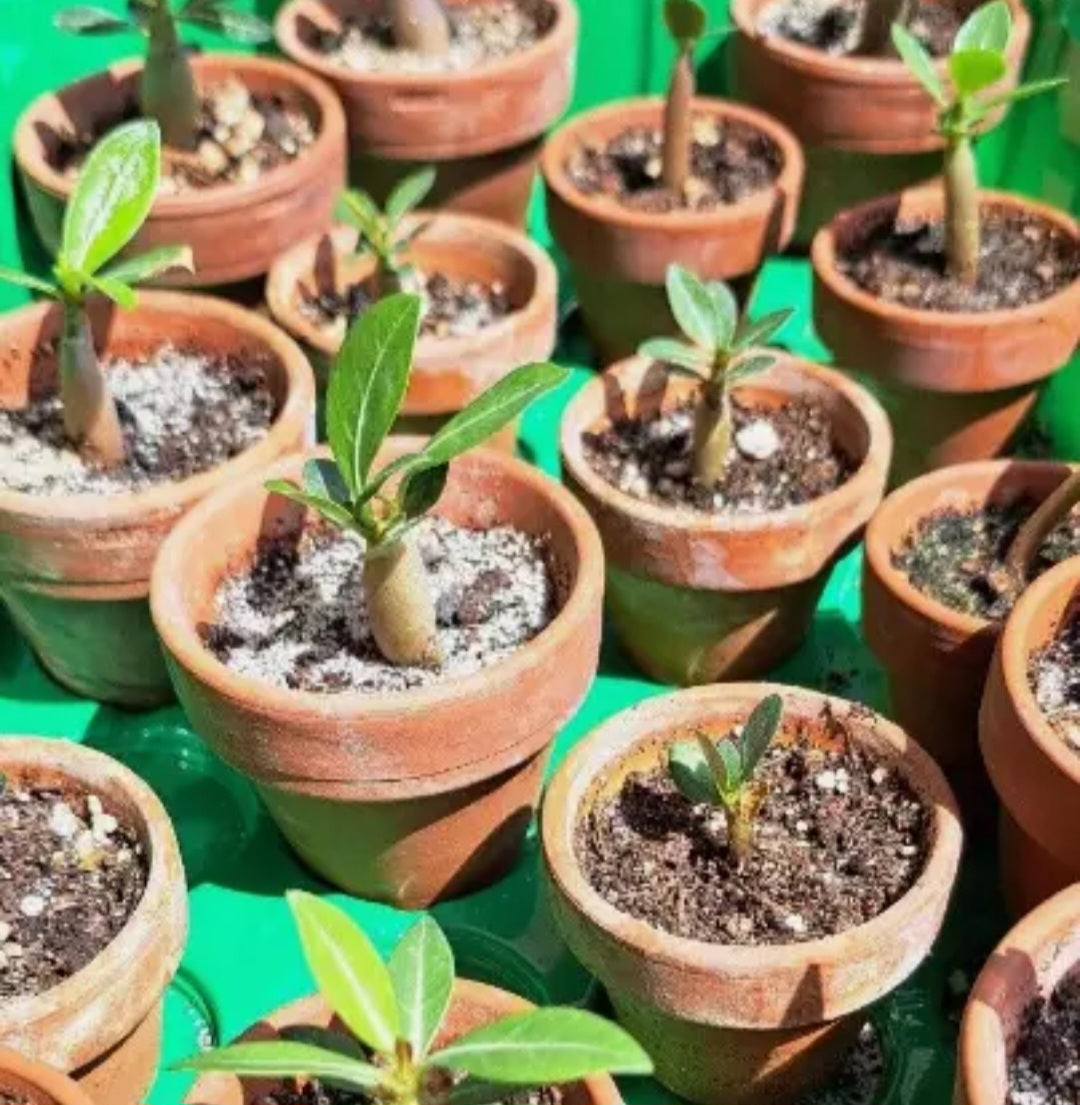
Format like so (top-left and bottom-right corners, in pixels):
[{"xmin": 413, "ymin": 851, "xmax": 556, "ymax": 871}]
[
  {"xmin": 981, "ymin": 555, "xmax": 1080, "ymax": 918},
  {"xmin": 541, "ymin": 683, "xmax": 962, "ymax": 1105},
  {"xmin": 812, "ymin": 188, "xmax": 1080, "ymax": 483},
  {"xmin": 0, "ymin": 1047, "xmax": 96, "ymax": 1105},
  {"xmin": 275, "ymin": 0, "xmax": 578, "ymax": 226},
  {"xmin": 559, "ymin": 354, "xmax": 890, "ymax": 684},
  {"xmin": 0, "ymin": 292, "xmax": 315, "ymax": 707},
  {"xmin": 151, "ymin": 441, "xmax": 604, "ymax": 908},
  {"xmin": 14, "ymin": 54, "xmax": 346, "ymax": 287},
  {"xmin": 542, "ymin": 97, "xmax": 805, "ymax": 361},
  {"xmin": 0, "ymin": 738, "xmax": 187, "ymax": 1105}
]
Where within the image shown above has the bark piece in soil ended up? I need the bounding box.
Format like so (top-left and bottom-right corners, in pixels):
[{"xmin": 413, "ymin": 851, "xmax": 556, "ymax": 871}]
[
  {"xmin": 1008, "ymin": 972, "xmax": 1080, "ymax": 1105},
  {"xmin": 838, "ymin": 207, "xmax": 1080, "ymax": 313},
  {"xmin": 576, "ymin": 708, "xmax": 930, "ymax": 946},
  {"xmin": 0, "ymin": 346, "xmax": 275, "ymax": 496},
  {"xmin": 583, "ymin": 393, "xmax": 855, "ymax": 515},
  {"xmin": 564, "ymin": 116, "xmax": 783, "ymax": 213},
  {"xmin": 1029, "ymin": 611, "xmax": 1080, "ymax": 754},
  {"xmin": 0, "ymin": 780, "xmax": 148, "ymax": 1000}
]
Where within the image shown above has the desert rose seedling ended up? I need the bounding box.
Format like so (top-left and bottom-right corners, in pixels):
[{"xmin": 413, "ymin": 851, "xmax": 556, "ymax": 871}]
[
  {"xmin": 177, "ymin": 893, "xmax": 653, "ymax": 1103},
  {"xmin": 661, "ymin": 0, "xmax": 708, "ymax": 195},
  {"xmin": 639, "ymin": 263, "xmax": 792, "ymax": 484},
  {"xmin": 0, "ymin": 120, "xmax": 191, "ymax": 466},
  {"xmin": 668, "ymin": 693, "xmax": 784, "ymax": 862},
  {"xmin": 54, "ymin": 0, "xmax": 272, "ymax": 149},
  {"xmin": 265, "ymin": 292, "xmax": 566, "ymax": 667}
]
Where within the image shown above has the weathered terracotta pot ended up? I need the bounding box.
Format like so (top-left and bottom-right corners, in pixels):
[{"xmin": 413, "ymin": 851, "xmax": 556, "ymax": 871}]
[
  {"xmin": 0, "ymin": 1048, "xmax": 96, "ymax": 1105},
  {"xmin": 812, "ymin": 189, "xmax": 1080, "ymax": 484},
  {"xmin": 559, "ymin": 354, "xmax": 890, "ymax": 684},
  {"xmin": 265, "ymin": 211, "xmax": 558, "ymax": 452},
  {"xmin": 0, "ymin": 292, "xmax": 316, "ymax": 707},
  {"xmin": 14, "ymin": 54, "xmax": 346, "ymax": 287},
  {"xmin": 729, "ymin": 0, "xmax": 1030, "ymax": 243},
  {"xmin": 151, "ymin": 441, "xmax": 604, "ymax": 908},
  {"xmin": 542, "ymin": 97, "xmax": 805, "ymax": 362},
  {"xmin": 0, "ymin": 738, "xmax": 187, "ymax": 1105},
  {"xmin": 981, "ymin": 555, "xmax": 1080, "ymax": 917},
  {"xmin": 541, "ymin": 683, "xmax": 962, "ymax": 1105},
  {"xmin": 275, "ymin": 0, "xmax": 578, "ymax": 227}
]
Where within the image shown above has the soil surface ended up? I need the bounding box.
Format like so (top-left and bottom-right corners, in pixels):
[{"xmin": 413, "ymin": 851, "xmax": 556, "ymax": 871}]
[
  {"xmin": 838, "ymin": 207, "xmax": 1080, "ymax": 313},
  {"xmin": 0, "ymin": 347, "xmax": 275, "ymax": 496},
  {"xmin": 1008, "ymin": 972, "xmax": 1080, "ymax": 1105},
  {"xmin": 1029, "ymin": 611, "xmax": 1080, "ymax": 753},
  {"xmin": 0, "ymin": 780, "xmax": 148, "ymax": 1000},
  {"xmin": 258, "ymin": 1082, "xmax": 560, "ymax": 1105},
  {"xmin": 314, "ymin": 0, "xmax": 554, "ymax": 73},
  {"xmin": 583, "ymin": 395, "xmax": 855, "ymax": 514},
  {"xmin": 204, "ymin": 517, "xmax": 557, "ymax": 694},
  {"xmin": 53, "ymin": 78, "xmax": 315, "ymax": 193},
  {"xmin": 894, "ymin": 501, "xmax": 1080, "ymax": 621},
  {"xmin": 577, "ymin": 708, "xmax": 930, "ymax": 946},
  {"xmin": 565, "ymin": 116, "xmax": 783, "ymax": 213}
]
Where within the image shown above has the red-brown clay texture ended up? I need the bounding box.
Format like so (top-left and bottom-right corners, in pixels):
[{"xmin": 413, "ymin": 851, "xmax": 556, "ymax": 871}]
[
  {"xmin": 0, "ymin": 1047, "xmax": 96, "ymax": 1105},
  {"xmin": 0, "ymin": 293, "xmax": 316, "ymax": 707},
  {"xmin": 14, "ymin": 54, "xmax": 346, "ymax": 287},
  {"xmin": 151, "ymin": 441, "xmax": 604, "ymax": 908},
  {"xmin": 0, "ymin": 740, "xmax": 187, "ymax": 1105},
  {"xmin": 560, "ymin": 354, "xmax": 890, "ymax": 685},
  {"xmin": 541, "ymin": 683, "xmax": 962, "ymax": 1105}
]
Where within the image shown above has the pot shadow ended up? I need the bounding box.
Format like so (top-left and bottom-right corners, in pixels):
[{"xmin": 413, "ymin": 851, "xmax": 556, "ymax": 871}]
[
  {"xmin": 0, "ymin": 604, "xmax": 110, "ymax": 706},
  {"xmin": 8, "ymin": 165, "xmax": 53, "ymax": 278}
]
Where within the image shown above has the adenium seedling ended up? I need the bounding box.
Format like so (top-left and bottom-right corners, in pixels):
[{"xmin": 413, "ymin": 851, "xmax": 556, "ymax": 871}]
[
  {"xmin": 266, "ymin": 292, "xmax": 566, "ymax": 667},
  {"xmin": 177, "ymin": 894, "xmax": 653, "ymax": 1103},
  {"xmin": 668, "ymin": 693, "xmax": 784, "ymax": 862},
  {"xmin": 639, "ymin": 264, "xmax": 792, "ymax": 484},
  {"xmin": 661, "ymin": 0, "xmax": 707, "ymax": 194},
  {"xmin": 0, "ymin": 119, "xmax": 191, "ymax": 466},
  {"xmin": 54, "ymin": 0, "xmax": 272, "ymax": 150},
  {"xmin": 892, "ymin": 0, "xmax": 1065, "ymax": 284}
]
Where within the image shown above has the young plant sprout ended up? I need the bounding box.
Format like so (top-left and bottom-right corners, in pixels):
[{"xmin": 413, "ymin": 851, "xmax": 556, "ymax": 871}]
[
  {"xmin": 892, "ymin": 0, "xmax": 1065, "ymax": 284},
  {"xmin": 667, "ymin": 693, "xmax": 784, "ymax": 862},
  {"xmin": 177, "ymin": 893, "xmax": 653, "ymax": 1103},
  {"xmin": 390, "ymin": 0, "xmax": 452, "ymax": 54},
  {"xmin": 661, "ymin": 0, "xmax": 707, "ymax": 195},
  {"xmin": 266, "ymin": 292, "xmax": 565, "ymax": 667},
  {"xmin": 54, "ymin": 0, "xmax": 272, "ymax": 150},
  {"xmin": 639, "ymin": 264, "xmax": 793, "ymax": 485},
  {"xmin": 0, "ymin": 120, "xmax": 191, "ymax": 466}
]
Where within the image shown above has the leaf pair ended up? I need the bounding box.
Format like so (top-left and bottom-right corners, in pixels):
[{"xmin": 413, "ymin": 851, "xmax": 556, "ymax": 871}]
[
  {"xmin": 55, "ymin": 0, "xmax": 271, "ymax": 44},
  {"xmin": 663, "ymin": 0, "xmax": 707, "ymax": 46},
  {"xmin": 337, "ymin": 168, "xmax": 436, "ymax": 277}
]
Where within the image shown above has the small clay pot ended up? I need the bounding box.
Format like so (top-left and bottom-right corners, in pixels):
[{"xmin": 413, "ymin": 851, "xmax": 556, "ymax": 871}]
[
  {"xmin": 980, "ymin": 555, "xmax": 1080, "ymax": 918},
  {"xmin": 0, "ymin": 292, "xmax": 316, "ymax": 708},
  {"xmin": 559, "ymin": 354, "xmax": 890, "ymax": 685},
  {"xmin": 265, "ymin": 211, "xmax": 558, "ymax": 452},
  {"xmin": 541, "ymin": 683, "xmax": 962, "ymax": 1105},
  {"xmin": 151, "ymin": 441, "xmax": 604, "ymax": 909},
  {"xmin": 0, "ymin": 1049, "xmax": 95, "ymax": 1105},
  {"xmin": 729, "ymin": 0, "xmax": 1030, "ymax": 243},
  {"xmin": 14, "ymin": 54, "xmax": 347, "ymax": 288},
  {"xmin": 0, "ymin": 738, "xmax": 187, "ymax": 1105},
  {"xmin": 542, "ymin": 97, "xmax": 805, "ymax": 362},
  {"xmin": 274, "ymin": 0, "xmax": 578, "ymax": 227},
  {"xmin": 812, "ymin": 189, "xmax": 1080, "ymax": 485}
]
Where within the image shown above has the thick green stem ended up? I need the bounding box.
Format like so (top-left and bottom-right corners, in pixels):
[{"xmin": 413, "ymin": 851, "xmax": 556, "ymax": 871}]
[
  {"xmin": 944, "ymin": 135, "xmax": 980, "ymax": 285},
  {"xmin": 60, "ymin": 303, "xmax": 126, "ymax": 466},
  {"xmin": 1005, "ymin": 468, "xmax": 1080, "ymax": 586},
  {"xmin": 724, "ymin": 805, "xmax": 753, "ymax": 864},
  {"xmin": 662, "ymin": 47, "xmax": 694, "ymax": 195},
  {"xmin": 387, "ymin": 0, "xmax": 451, "ymax": 54},
  {"xmin": 855, "ymin": 0, "xmax": 913, "ymax": 55},
  {"xmin": 140, "ymin": 1, "xmax": 200, "ymax": 150},
  {"xmin": 693, "ymin": 376, "xmax": 731, "ymax": 485},
  {"xmin": 363, "ymin": 533, "xmax": 442, "ymax": 667}
]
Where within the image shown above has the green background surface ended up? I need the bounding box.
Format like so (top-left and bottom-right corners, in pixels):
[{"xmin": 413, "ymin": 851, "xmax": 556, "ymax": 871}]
[{"xmin": 0, "ymin": 0, "xmax": 1079, "ymax": 1102}]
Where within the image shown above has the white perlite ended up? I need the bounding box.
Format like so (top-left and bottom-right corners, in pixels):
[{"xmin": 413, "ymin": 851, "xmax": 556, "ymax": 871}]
[{"xmin": 735, "ymin": 418, "xmax": 781, "ymax": 461}]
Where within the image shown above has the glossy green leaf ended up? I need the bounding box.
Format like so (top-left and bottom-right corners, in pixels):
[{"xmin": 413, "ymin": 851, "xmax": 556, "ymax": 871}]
[
  {"xmin": 0, "ymin": 266, "xmax": 57, "ymax": 297},
  {"xmin": 99, "ymin": 244, "xmax": 193, "ymax": 286},
  {"xmin": 87, "ymin": 274, "xmax": 136, "ymax": 308},
  {"xmin": 337, "ymin": 190, "xmax": 385, "ymax": 247},
  {"xmin": 949, "ymin": 48, "xmax": 1006, "ymax": 95},
  {"xmin": 265, "ymin": 480, "xmax": 356, "ymax": 530},
  {"xmin": 637, "ymin": 337, "xmax": 708, "ymax": 373},
  {"xmin": 388, "ymin": 916, "xmax": 454, "ymax": 1058},
  {"xmin": 954, "ymin": 0, "xmax": 1010, "ymax": 53},
  {"xmin": 399, "ymin": 463, "xmax": 449, "ymax": 521},
  {"xmin": 726, "ymin": 353, "xmax": 777, "ymax": 387},
  {"xmin": 301, "ymin": 457, "xmax": 352, "ymax": 505},
  {"xmin": 278, "ymin": 1025, "xmax": 371, "ymax": 1061},
  {"xmin": 892, "ymin": 24, "xmax": 946, "ymax": 105},
  {"xmin": 667, "ymin": 740, "xmax": 719, "ymax": 805},
  {"xmin": 54, "ymin": 5, "xmax": 132, "ymax": 33},
  {"xmin": 739, "ymin": 693, "xmax": 783, "ymax": 780},
  {"xmin": 173, "ymin": 1041, "xmax": 383, "ymax": 1090},
  {"xmin": 733, "ymin": 308, "xmax": 793, "ymax": 351},
  {"xmin": 698, "ymin": 731, "xmax": 742, "ymax": 796},
  {"xmin": 386, "ymin": 167, "xmax": 437, "ymax": 226},
  {"xmin": 663, "ymin": 0, "xmax": 707, "ymax": 43},
  {"xmin": 705, "ymin": 280, "xmax": 738, "ymax": 348},
  {"xmin": 666, "ymin": 264, "xmax": 722, "ymax": 348},
  {"xmin": 979, "ymin": 76, "xmax": 1066, "ymax": 111}
]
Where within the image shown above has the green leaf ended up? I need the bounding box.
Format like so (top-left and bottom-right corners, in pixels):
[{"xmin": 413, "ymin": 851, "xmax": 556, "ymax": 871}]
[
  {"xmin": 99, "ymin": 244, "xmax": 193, "ymax": 285},
  {"xmin": 388, "ymin": 916, "xmax": 454, "ymax": 1059},
  {"xmin": 955, "ymin": 0, "xmax": 1011, "ymax": 52},
  {"xmin": 667, "ymin": 740, "xmax": 719, "ymax": 805},
  {"xmin": 337, "ymin": 190, "xmax": 385, "ymax": 247},
  {"xmin": 637, "ymin": 337, "xmax": 708, "ymax": 373},
  {"xmin": 697, "ymin": 731, "xmax": 741, "ymax": 797},
  {"xmin": 949, "ymin": 48, "xmax": 1006, "ymax": 95},
  {"xmin": 663, "ymin": 0, "xmax": 707, "ymax": 44},
  {"xmin": 61, "ymin": 119, "xmax": 161, "ymax": 276},
  {"xmin": 0, "ymin": 266, "xmax": 58, "ymax": 297},
  {"xmin": 302, "ymin": 458, "xmax": 351, "ymax": 505},
  {"xmin": 665, "ymin": 264, "xmax": 722, "ymax": 349},
  {"xmin": 705, "ymin": 281, "xmax": 738, "ymax": 348},
  {"xmin": 278, "ymin": 1025, "xmax": 371, "ymax": 1061},
  {"xmin": 428, "ymin": 1008, "xmax": 653, "ymax": 1085},
  {"xmin": 892, "ymin": 24, "xmax": 946, "ymax": 105},
  {"xmin": 179, "ymin": 2, "xmax": 273, "ymax": 43},
  {"xmin": 726, "ymin": 353, "xmax": 777, "ymax": 387},
  {"xmin": 265, "ymin": 480, "xmax": 356, "ymax": 530},
  {"xmin": 385, "ymin": 167, "xmax": 437, "ymax": 226},
  {"xmin": 87, "ymin": 274, "xmax": 136, "ymax": 308},
  {"xmin": 979, "ymin": 76, "xmax": 1066, "ymax": 111},
  {"xmin": 54, "ymin": 5, "xmax": 132, "ymax": 32},
  {"xmin": 399, "ymin": 463, "xmax": 449, "ymax": 520},
  {"xmin": 327, "ymin": 292, "xmax": 421, "ymax": 495},
  {"xmin": 739, "ymin": 693, "xmax": 783, "ymax": 780},
  {"xmin": 733, "ymin": 308, "xmax": 793, "ymax": 351},
  {"xmin": 173, "ymin": 1041, "xmax": 383, "ymax": 1091}
]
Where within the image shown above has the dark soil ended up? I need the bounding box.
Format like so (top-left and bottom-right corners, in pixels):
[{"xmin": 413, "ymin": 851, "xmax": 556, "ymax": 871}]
[
  {"xmin": 1029, "ymin": 611, "xmax": 1080, "ymax": 753},
  {"xmin": 894, "ymin": 501, "xmax": 1080, "ymax": 621},
  {"xmin": 583, "ymin": 396, "xmax": 855, "ymax": 514},
  {"xmin": 564, "ymin": 116, "xmax": 783, "ymax": 213},
  {"xmin": 258, "ymin": 1080, "xmax": 561, "ymax": 1105},
  {"xmin": 0, "ymin": 780, "xmax": 148, "ymax": 1000},
  {"xmin": 1008, "ymin": 972, "xmax": 1080, "ymax": 1104},
  {"xmin": 805, "ymin": 1022, "xmax": 884, "ymax": 1105},
  {"xmin": 0, "ymin": 348, "xmax": 275, "ymax": 496},
  {"xmin": 577, "ymin": 708, "xmax": 930, "ymax": 946},
  {"xmin": 838, "ymin": 207, "xmax": 1080, "ymax": 313},
  {"xmin": 0, "ymin": 1095, "xmax": 30, "ymax": 1105}
]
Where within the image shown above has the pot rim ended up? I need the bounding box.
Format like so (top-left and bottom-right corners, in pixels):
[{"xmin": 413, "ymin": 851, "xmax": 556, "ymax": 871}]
[{"xmin": 0, "ymin": 1045, "xmax": 96, "ymax": 1105}]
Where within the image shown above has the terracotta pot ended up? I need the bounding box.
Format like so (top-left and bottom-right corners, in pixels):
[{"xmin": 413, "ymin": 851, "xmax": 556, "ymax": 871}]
[
  {"xmin": 559, "ymin": 354, "xmax": 890, "ymax": 685},
  {"xmin": 812, "ymin": 188, "xmax": 1080, "ymax": 484},
  {"xmin": 265, "ymin": 211, "xmax": 558, "ymax": 452},
  {"xmin": 0, "ymin": 738, "xmax": 187, "ymax": 1105},
  {"xmin": 151, "ymin": 441, "xmax": 604, "ymax": 908},
  {"xmin": 541, "ymin": 683, "xmax": 962, "ymax": 1105},
  {"xmin": 14, "ymin": 54, "xmax": 346, "ymax": 287},
  {"xmin": 274, "ymin": 0, "xmax": 578, "ymax": 227},
  {"xmin": 980, "ymin": 555, "xmax": 1080, "ymax": 917},
  {"xmin": 0, "ymin": 1049, "xmax": 96, "ymax": 1105},
  {"xmin": 0, "ymin": 292, "xmax": 316, "ymax": 708},
  {"xmin": 729, "ymin": 0, "xmax": 1029, "ymax": 243},
  {"xmin": 542, "ymin": 97, "xmax": 804, "ymax": 362},
  {"xmin": 956, "ymin": 883, "xmax": 1080, "ymax": 1105}
]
